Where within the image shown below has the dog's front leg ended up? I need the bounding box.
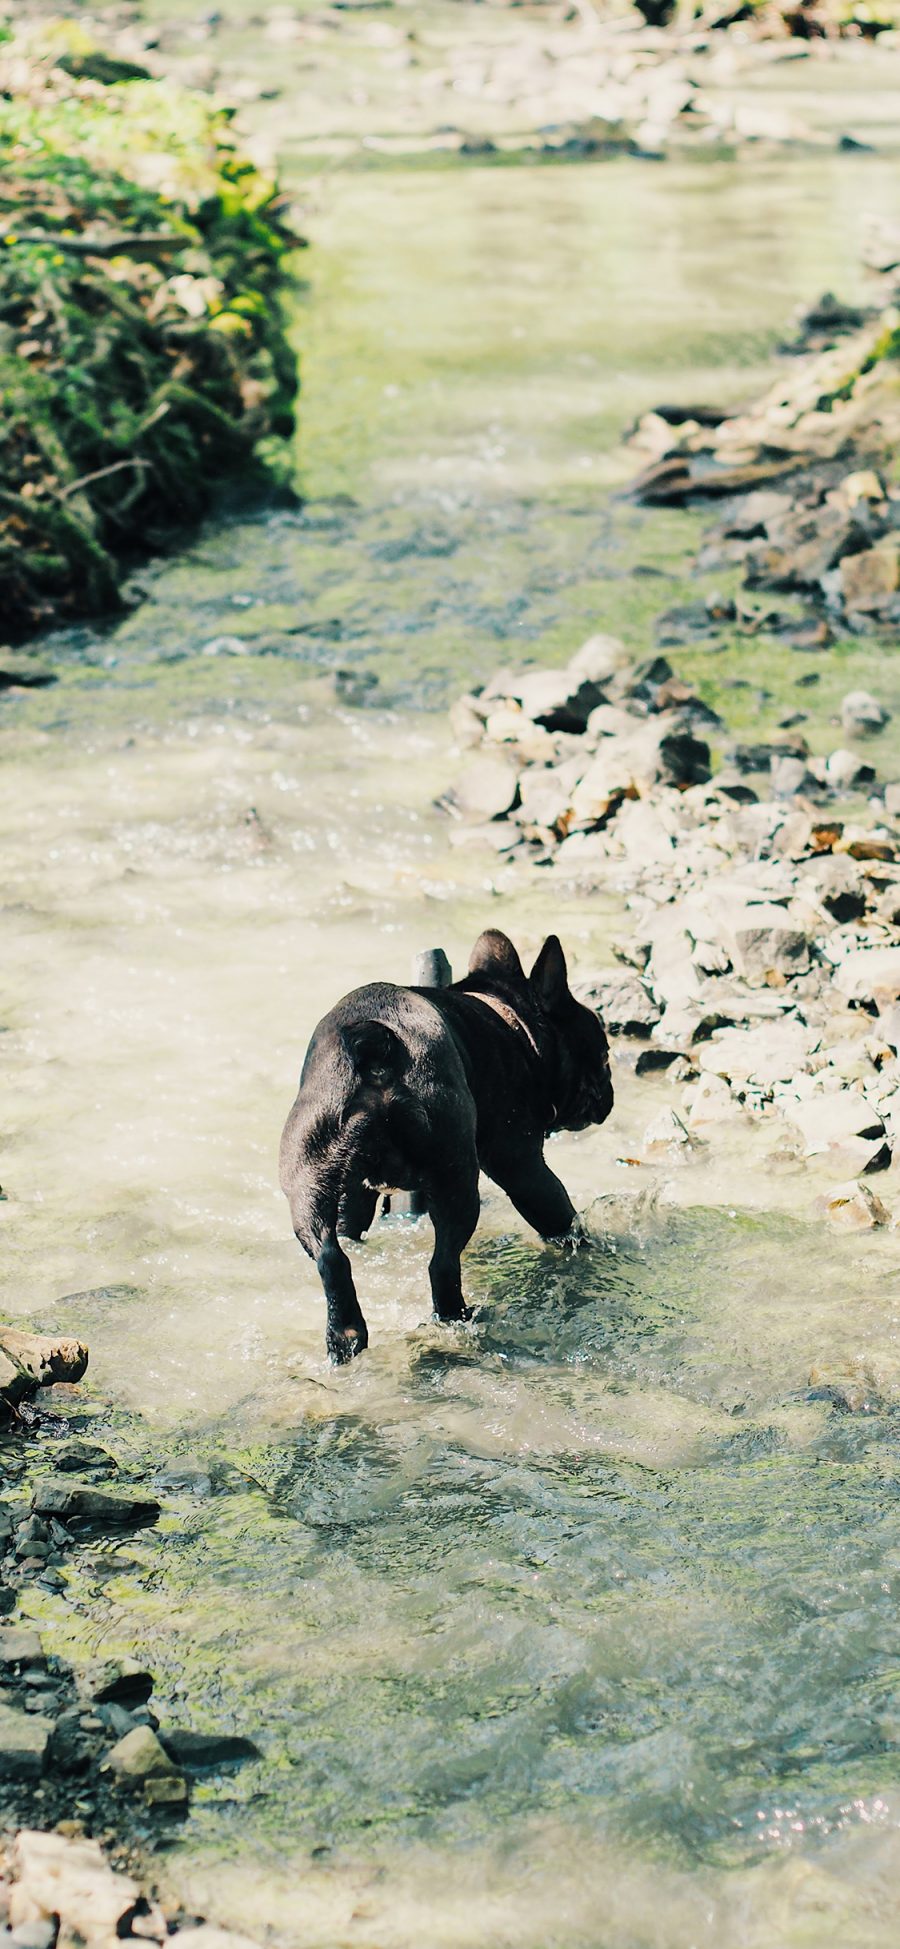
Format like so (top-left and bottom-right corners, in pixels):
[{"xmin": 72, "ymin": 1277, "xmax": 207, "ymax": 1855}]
[
  {"xmin": 426, "ymin": 1168, "xmax": 480, "ymax": 1324},
  {"xmin": 488, "ymin": 1150, "xmax": 577, "ymax": 1242}
]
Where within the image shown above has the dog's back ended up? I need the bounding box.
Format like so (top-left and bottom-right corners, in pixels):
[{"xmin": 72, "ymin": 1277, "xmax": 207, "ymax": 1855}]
[{"xmin": 279, "ymin": 980, "xmax": 474, "ymax": 1220}]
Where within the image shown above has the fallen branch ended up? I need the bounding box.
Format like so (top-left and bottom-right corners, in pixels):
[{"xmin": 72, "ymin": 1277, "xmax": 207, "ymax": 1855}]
[{"xmin": 56, "ymin": 457, "xmax": 151, "ymax": 503}]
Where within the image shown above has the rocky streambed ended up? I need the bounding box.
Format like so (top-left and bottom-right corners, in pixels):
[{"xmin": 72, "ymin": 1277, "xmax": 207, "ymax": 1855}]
[
  {"xmin": 1, "ymin": 1350, "xmax": 264, "ymax": 1948},
  {"xmin": 448, "ymin": 627, "xmax": 900, "ymax": 1232}
]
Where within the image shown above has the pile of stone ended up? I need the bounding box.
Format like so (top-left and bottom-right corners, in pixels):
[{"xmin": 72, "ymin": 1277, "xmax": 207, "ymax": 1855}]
[
  {"xmin": 1, "ymin": 1418, "xmax": 262, "ymax": 1946},
  {"xmin": 1, "ymin": 1827, "xmax": 259, "ymax": 1948},
  {"xmin": 628, "ymin": 310, "xmax": 900, "ymax": 633},
  {"xmin": 447, "ymin": 635, "xmax": 900, "ymax": 1223}
]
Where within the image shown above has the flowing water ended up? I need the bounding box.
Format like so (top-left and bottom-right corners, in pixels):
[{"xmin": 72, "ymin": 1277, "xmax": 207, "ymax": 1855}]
[{"xmin": 4, "ymin": 24, "xmax": 900, "ymax": 1945}]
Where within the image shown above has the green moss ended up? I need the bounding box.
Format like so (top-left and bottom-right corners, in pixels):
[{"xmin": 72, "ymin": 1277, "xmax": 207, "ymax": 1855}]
[{"xmin": 0, "ymin": 24, "xmax": 301, "ymax": 638}]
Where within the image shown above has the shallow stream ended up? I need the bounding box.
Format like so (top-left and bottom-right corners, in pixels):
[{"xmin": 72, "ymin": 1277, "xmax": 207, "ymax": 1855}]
[{"xmin": 4, "ymin": 31, "xmax": 900, "ymax": 1946}]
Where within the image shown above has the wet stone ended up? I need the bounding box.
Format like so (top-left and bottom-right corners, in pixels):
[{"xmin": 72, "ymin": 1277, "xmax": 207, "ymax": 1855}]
[
  {"xmin": 52, "ymin": 1442, "xmax": 117, "ymax": 1475},
  {"xmin": 31, "ymin": 1479, "xmax": 160, "ymax": 1529},
  {"xmin": 0, "ymin": 1628, "xmax": 45, "ymax": 1671},
  {"xmin": 0, "ymin": 1702, "xmax": 52, "ymax": 1779}
]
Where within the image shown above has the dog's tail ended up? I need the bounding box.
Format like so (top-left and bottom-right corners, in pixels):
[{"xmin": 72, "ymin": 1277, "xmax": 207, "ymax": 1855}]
[{"xmin": 339, "ymin": 1020, "xmax": 407, "ymax": 1088}]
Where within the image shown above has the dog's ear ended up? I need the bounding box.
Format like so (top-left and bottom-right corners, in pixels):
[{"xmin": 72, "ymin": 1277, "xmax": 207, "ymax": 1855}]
[
  {"xmin": 530, "ymin": 935, "xmax": 569, "ymax": 1014},
  {"xmin": 468, "ymin": 929, "xmax": 525, "ymax": 982}
]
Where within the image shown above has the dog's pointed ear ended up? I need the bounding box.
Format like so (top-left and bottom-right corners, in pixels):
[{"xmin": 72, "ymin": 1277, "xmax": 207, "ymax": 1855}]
[
  {"xmin": 530, "ymin": 935, "xmax": 569, "ymax": 1014},
  {"xmin": 468, "ymin": 929, "xmax": 525, "ymax": 982}
]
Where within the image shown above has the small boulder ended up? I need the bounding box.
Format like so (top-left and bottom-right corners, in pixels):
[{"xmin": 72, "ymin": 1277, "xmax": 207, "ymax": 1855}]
[
  {"xmin": 817, "ymin": 1179, "xmax": 889, "ymax": 1229},
  {"xmin": 567, "ymin": 633, "xmax": 630, "ymax": 685},
  {"xmin": 0, "ymin": 1703, "xmax": 52, "ymax": 1779},
  {"xmin": 10, "ymin": 1830, "xmax": 141, "ymax": 1941},
  {"xmin": 824, "ymin": 749, "xmax": 876, "ymax": 794},
  {"xmin": 446, "ymin": 753, "xmax": 520, "ymax": 823},
  {"xmin": 511, "ymin": 668, "xmax": 606, "ymax": 734},
  {"xmin": 833, "ymin": 947, "xmax": 900, "ymax": 1010},
  {"xmin": 0, "ymin": 1627, "xmax": 45, "ymax": 1671},
  {"xmin": 683, "ymin": 1074, "xmax": 740, "ymax": 1129},
  {"xmin": 840, "ymin": 541, "xmax": 900, "ymax": 613},
  {"xmin": 32, "ymin": 1478, "xmax": 159, "ymax": 1529},
  {"xmin": 105, "ymin": 1723, "xmax": 178, "ymax": 1786},
  {"xmin": 698, "ymin": 1020, "xmax": 814, "ymax": 1091},
  {"xmin": 840, "ymin": 689, "xmax": 891, "ymax": 738},
  {"xmin": 584, "ymin": 970, "xmax": 660, "ymax": 1036},
  {"xmin": 725, "ymin": 905, "xmax": 810, "ymax": 985},
  {"xmin": 782, "ymin": 1091, "xmax": 889, "ymax": 1172},
  {"xmin": 53, "ymin": 1441, "xmax": 117, "ymax": 1475}
]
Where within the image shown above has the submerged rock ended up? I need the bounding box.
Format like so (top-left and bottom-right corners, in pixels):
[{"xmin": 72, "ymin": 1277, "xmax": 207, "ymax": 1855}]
[
  {"xmin": 31, "ymin": 1479, "xmax": 160, "ymax": 1529},
  {"xmin": 161, "ymin": 1728, "xmax": 261, "ymax": 1769}
]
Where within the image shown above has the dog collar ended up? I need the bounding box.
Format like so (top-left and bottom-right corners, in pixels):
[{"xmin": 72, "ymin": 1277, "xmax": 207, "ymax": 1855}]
[
  {"xmin": 472, "ymin": 990, "xmax": 542, "ymax": 1060},
  {"xmin": 469, "ymin": 990, "xmax": 559, "ymax": 1130}
]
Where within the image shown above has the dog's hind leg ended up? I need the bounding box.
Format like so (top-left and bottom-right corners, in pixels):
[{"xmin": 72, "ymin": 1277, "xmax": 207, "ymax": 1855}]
[
  {"xmin": 291, "ymin": 1190, "xmax": 369, "ymax": 1364},
  {"xmin": 338, "ymin": 1181, "xmax": 379, "ymax": 1241},
  {"xmin": 425, "ymin": 1164, "xmax": 480, "ymax": 1325}
]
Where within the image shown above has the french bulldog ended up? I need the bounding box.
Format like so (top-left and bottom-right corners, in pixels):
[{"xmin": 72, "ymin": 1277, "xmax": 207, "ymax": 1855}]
[{"xmin": 279, "ymin": 928, "xmax": 613, "ymax": 1362}]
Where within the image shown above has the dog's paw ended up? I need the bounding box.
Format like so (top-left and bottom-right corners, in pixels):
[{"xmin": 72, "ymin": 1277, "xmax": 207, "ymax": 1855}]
[
  {"xmin": 326, "ymin": 1322, "xmax": 369, "ymax": 1365},
  {"xmin": 434, "ymin": 1302, "xmax": 474, "ymax": 1326}
]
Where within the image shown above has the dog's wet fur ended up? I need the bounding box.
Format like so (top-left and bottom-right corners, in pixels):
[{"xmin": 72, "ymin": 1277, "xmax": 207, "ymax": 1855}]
[{"xmin": 279, "ymin": 929, "xmax": 613, "ymax": 1362}]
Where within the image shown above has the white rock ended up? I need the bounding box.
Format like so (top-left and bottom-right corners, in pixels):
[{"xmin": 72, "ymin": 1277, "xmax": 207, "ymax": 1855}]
[
  {"xmin": 841, "ymin": 689, "xmax": 890, "ymax": 737},
  {"xmin": 724, "ymin": 901, "xmax": 810, "ymax": 984},
  {"xmin": 825, "ymin": 748, "xmax": 874, "ymax": 792},
  {"xmin": 833, "ymin": 946, "xmax": 900, "ymax": 1009},
  {"xmin": 698, "ymin": 1019, "xmax": 814, "ymax": 1090},
  {"xmin": 642, "ymin": 1108, "xmax": 696, "ymax": 1156},
  {"xmin": 10, "ymin": 1832, "xmax": 142, "ymax": 1942},
  {"xmin": 683, "ymin": 1074, "xmax": 739, "ymax": 1128},
  {"xmin": 781, "ymin": 1090, "xmax": 888, "ymax": 1169},
  {"xmin": 567, "ymin": 632, "xmax": 630, "ymax": 684},
  {"xmin": 449, "ymin": 752, "xmax": 521, "ymax": 823}
]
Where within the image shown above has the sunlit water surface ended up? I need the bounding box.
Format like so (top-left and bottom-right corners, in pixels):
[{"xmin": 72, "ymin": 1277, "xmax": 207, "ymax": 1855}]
[{"xmin": 3, "ymin": 93, "xmax": 900, "ymax": 1949}]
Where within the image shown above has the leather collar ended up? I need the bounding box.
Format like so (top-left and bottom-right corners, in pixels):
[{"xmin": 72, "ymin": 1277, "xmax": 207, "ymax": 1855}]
[{"xmin": 471, "ymin": 988, "xmax": 541, "ymax": 1058}]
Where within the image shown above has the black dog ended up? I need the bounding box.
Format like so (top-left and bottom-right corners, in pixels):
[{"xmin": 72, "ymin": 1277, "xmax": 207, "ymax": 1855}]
[{"xmin": 279, "ymin": 929, "xmax": 613, "ymax": 1362}]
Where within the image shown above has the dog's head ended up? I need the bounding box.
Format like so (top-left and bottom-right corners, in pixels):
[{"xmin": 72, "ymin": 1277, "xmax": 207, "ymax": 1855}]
[{"xmin": 468, "ymin": 929, "xmax": 613, "ymax": 1133}]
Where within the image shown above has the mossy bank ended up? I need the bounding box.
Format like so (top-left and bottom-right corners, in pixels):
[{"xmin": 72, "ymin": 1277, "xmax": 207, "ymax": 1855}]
[{"xmin": 0, "ymin": 20, "xmax": 300, "ymax": 641}]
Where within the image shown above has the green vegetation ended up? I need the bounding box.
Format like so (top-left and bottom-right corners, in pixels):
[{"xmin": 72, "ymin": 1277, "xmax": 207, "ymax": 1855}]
[{"xmin": 0, "ymin": 21, "xmax": 300, "ymax": 639}]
